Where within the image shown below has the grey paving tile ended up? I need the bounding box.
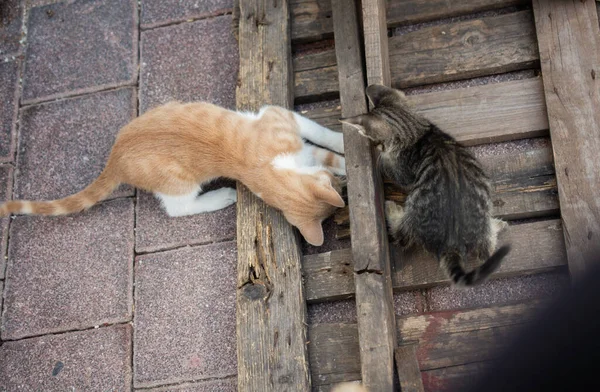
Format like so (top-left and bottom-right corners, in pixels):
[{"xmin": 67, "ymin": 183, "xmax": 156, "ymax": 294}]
[
  {"xmin": 2, "ymin": 198, "xmax": 134, "ymax": 340},
  {"xmin": 140, "ymin": 14, "xmax": 238, "ymax": 113},
  {"xmin": 0, "ymin": 0, "xmax": 23, "ymax": 56},
  {"xmin": 16, "ymin": 88, "xmax": 136, "ymax": 202},
  {"xmin": 426, "ymin": 271, "xmax": 570, "ymax": 312},
  {"xmin": 22, "ymin": 0, "xmax": 137, "ymax": 103},
  {"xmin": 141, "ymin": 0, "xmax": 233, "ymax": 29},
  {"xmin": 0, "ymin": 324, "xmax": 132, "ymax": 391},
  {"xmin": 0, "ymin": 164, "xmax": 12, "ymax": 279},
  {"xmin": 0, "ymin": 59, "xmax": 20, "ymax": 162},
  {"xmin": 140, "ymin": 377, "xmax": 237, "ymax": 392},
  {"xmin": 134, "ymin": 241, "xmax": 237, "ymax": 387}
]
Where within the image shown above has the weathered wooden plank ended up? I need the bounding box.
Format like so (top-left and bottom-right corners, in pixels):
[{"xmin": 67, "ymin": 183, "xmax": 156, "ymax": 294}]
[
  {"xmin": 308, "ymin": 301, "xmax": 544, "ymax": 387},
  {"xmin": 301, "ymin": 78, "xmax": 548, "ymax": 145},
  {"xmin": 293, "ymin": 11, "xmax": 539, "ymax": 101},
  {"xmin": 333, "ymin": 0, "xmax": 396, "ymax": 391},
  {"xmin": 532, "ymin": 0, "xmax": 600, "ymax": 280},
  {"xmin": 290, "ymin": 0, "xmax": 527, "ymax": 42},
  {"xmin": 235, "ymin": 1, "xmax": 310, "ymax": 391},
  {"xmin": 303, "ymin": 219, "xmax": 566, "ymax": 302},
  {"xmin": 396, "ymin": 344, "xmax": 425, "ymax": 392},
  {"xmin": 421, "ymin": 361, "xmax": 494, "ymax": 392},
  {"xmin": 335, "ymin": 142, "xmax": 560, "ymax": 237},
  {"xmin": 362, "ymin": 0, "xmax": 391, "ymax": 86}
]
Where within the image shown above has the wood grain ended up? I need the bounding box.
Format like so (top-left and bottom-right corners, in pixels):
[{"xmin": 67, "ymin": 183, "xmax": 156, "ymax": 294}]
[
  {"xmin": 301, "ymin": 77, "xmax": 549, "ymax": 145},
  {"xmin": 308, "ymin": 301, "xmax": 544, "ymax": 387},
  {"xmin": 235, "ymin": 1, "xmax": 310, "ymax": 391},
  {"xmin": 293, "ymin": 11, "xmax": 539, "ymax": 101},
  {"xmin": 532, "ymin": 0, "xmax": 600, "ymax": 280},
  {"xmin": 421, "ymin": 361, "xmax": 494, "ymax": 392},
  {"xmin": 396, "ymin": 344, "xmax": 425, "ymax": 392},
  {"xmin": 333, "ymin": 0, "xmax": 396, "ymax": 391},
  {"xmin": 303, "ymin": 219, "xmax": 566, "ymax": 302},
  {"xmin": 289, "ymin": 0, "xmax": 528, "ymax": 42}
]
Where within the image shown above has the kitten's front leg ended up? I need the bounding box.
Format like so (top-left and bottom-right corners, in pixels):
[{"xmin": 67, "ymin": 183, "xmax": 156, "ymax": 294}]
[
  {"xmin": 293, "ymin": 112, "xmax": 344, "ymax": 154},
  {"xmin": 304, "ymin": 144, "xmax": 346, "ymax": 175}
]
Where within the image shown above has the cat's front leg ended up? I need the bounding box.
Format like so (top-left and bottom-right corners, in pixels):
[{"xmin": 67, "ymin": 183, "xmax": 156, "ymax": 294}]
[{"xmin": 293, "ymin": 112, "xmax": 344, "ymax": 154}]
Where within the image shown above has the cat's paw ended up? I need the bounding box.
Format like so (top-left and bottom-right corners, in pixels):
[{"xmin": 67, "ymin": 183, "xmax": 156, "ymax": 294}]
[
  {"xmin": 217, "ymin": 187, "xmax": 238, "ymax": 206},
  {"xmin": 385, "ymin": 201, "xmax": 405, "ymax": 229}
]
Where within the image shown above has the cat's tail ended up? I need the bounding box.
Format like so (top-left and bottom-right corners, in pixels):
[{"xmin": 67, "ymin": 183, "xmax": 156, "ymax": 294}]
[
  {"xmin": 0, "ymin": 166, "xmax": 120, "ymax": 217},
  {"xmin": 441, "ymin": 245, "xmax": 511, "ymax": 287}
]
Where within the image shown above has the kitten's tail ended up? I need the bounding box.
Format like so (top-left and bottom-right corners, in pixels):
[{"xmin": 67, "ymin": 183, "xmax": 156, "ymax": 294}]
[
  {"xmin": 0, "ymin": 166, "xmax": 120, "ymax": 217},
  {"xmin": 441, "ymin": 245, "xmax": 511, "ymax": 287}
]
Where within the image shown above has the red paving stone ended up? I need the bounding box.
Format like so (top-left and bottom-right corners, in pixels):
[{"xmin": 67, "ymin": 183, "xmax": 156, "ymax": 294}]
[
  {"xmin": 0, "ymin": 0, "xmax": 23, "ymax": 56},
  {"xmin": 426, "ymin": 271, "xmax": 570, "ymax": 311},
  {"xmin": 141, "ymin": 0, "xmax": 233, "ymax": 29},
  {"xmin": 0, "ymin": 59, "xmax": 19, "ymax": 161},
  {"xmin": 135, "ymin": 190, "xmax": 236, "ymax": 253},
  {"xmin": 139, "ymin": 14, "xmax": 238, "ymax": 113},
  {"xmin": 141, "ymin": 377, "xmax": 237, "ymax": 392},
  {"xmin": 0, "ymin": 324, "xmax": 132, "ymax": 391},
  {"xmin": 16, "ymin": 88, "xmax": 136, "ymax": 201},
  {"xmin": 22, "ymin": 0, "xmax": 138, "ymax": 104},
  {"xmin": 2, "ymin": 198, "xmax": 134, "ymax": 340},
  {"xmin": 134, "ymin": 241, "xmax": 237, "ymax": 388},
  {"xmin": 0, "ymin": 165, "xmax": 12, "ymax": 278}
]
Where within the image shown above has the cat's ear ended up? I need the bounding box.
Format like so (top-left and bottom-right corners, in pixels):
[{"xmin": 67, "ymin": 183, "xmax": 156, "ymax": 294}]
[
  {"xmin": 366, "ymin": 84, "xmax": 406, "ymax": 106},
  {"xmin": 297, "ymin": 220, "xmax": 325, "ymax": 246},
  {"xmin": 339, "ymin": 115, "xmax": 368, "ymax": 136},
  {"xmin": 312, "ymin": 179, "xmax": 346, "ymax": 208}
]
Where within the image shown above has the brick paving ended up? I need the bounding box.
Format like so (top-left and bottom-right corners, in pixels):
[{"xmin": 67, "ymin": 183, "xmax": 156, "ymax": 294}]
[{"xmin": 0, "ymin": 0, "xmax": 567, "ymax": 390}]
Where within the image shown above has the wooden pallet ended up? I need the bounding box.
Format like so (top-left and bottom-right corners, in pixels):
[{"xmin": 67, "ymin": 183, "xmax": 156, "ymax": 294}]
[{"xmin": 234, "ymin": 1, "xmax": 600, "ymax": 391}]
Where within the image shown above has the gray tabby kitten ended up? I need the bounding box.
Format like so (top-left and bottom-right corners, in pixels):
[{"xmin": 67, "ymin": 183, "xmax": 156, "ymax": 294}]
[{"xmin": 341, "ymin": 85, "xmax": 510, "ymax": 286}]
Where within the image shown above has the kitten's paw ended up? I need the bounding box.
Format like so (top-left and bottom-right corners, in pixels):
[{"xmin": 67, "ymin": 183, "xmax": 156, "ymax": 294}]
[
  {"xmin": 217, "ymin": 187, "xmax": 238, "ymax": 206},
  {"xmin": 385, "ymin": 201, "xmax": 405, "ymax": 230},
  {"xmin": 492, "ymin": 218, "xmax": 509, "ymax": 233}
]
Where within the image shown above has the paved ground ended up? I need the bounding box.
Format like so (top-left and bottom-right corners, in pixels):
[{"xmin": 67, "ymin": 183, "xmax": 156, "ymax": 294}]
[{"xmin": 0, "ymin": 0, "xmax": 567, "ymax": 390}]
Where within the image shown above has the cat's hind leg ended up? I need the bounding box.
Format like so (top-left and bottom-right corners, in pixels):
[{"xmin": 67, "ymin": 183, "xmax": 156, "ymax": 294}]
[
  {"xmin": 293, "ymin": 112, "xmax": 344, "ymax": 154},
  {"xmin": 156, "ymin": 186, "xmax": 237, "ymax": 217}
]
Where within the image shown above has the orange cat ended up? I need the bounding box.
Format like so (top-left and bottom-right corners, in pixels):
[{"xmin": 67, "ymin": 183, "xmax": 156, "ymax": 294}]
[{"xmin": 0, "ymin": 102, "xmax": 346, "ymax": 245}]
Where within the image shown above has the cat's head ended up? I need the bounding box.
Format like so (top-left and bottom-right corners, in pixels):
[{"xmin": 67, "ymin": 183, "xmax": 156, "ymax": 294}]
[
  {"xmin": 339, "ymin": 84, "xmax": 418, "ymax": 146},
  {"xmin": 279, "ymin": 170, "xmax": 345, "ymax": 246}
]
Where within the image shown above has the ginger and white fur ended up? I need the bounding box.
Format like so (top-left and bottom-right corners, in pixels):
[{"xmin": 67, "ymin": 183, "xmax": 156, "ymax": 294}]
[{"xmin": 0, "ymin": 102, "xmax": 346, "ymax": 246}]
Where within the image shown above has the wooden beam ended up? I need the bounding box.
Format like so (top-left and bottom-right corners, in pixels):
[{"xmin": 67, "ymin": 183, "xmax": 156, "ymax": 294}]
[
  {"xmin": 362, "ymin": 0, "xmax": 391, "ymax": 86},
  {"xmin": 308, "ymin": 301, "xmax": 545, "ymax": 388},
  {"xmin": 421, "ymin": 361, "xmax": 494, "ymax": 392},
  {"xmin": 235, "ymin": 1, "xmax": 310, "ymax": 391},
  {"xmin": 293, "ymin": 10, "xmax": 539, "ymax": 102},
  {"xmin": 335, "ymin": 143, "xmax": 560, "ymax": 237},
  {"xmin": 332, "ymin": 0, "xmax": 396, "ymax": 390},
  {"xmin": 290, "ymin": 0, "xmax": 528, "ymax": 43},
  {"xmin": 395, "ymin": 344, "xmax": 425, "ymax": 392},
  {"xmin": 532, "ymin": 0, "xmax": 600, "ymax": 280},
  {"xmin": 303, "ymin": 218, "xmax": 567, "ymax": 302},
  {"xmin": 301, "ymin": 77, "xmax": 548, "ymax": 145}
]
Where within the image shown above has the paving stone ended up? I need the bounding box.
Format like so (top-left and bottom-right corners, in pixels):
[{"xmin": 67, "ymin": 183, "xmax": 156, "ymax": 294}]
[
  {"xmin": 308, "ymin": 299, "xmax": 356, "ymax": 324},
  {"xmin": 0, "ymin": 0, "xmax": 23, "ymax": 56},
  {"xmin": 16, "ymin": 88, "xmax": 136, "ymax": 201},
  {"xmin": 140, "ymin": 14, "xmax": 238, "ymax": 113},
  {"xmin": 22, "ymin": 0, "xmax": 137, "ymax": 104},
  {"xmin": 0, "ymin": 324, "xmax": 132, "ymax": 391},
  {"xmin": 141, "ymin": 0, "xmax": 233, "ymax": 29},
  {"xmin": 0, "ymin": 59, "xmax": 19, "ymax": 162},
  {"xmin": 134, "ymin": 241, "xmax": 237, "ymax": 387},
  {"xmin": 141, "ymin": 377, "xmax": 237, "ymax": 392},
  {"xmin": 1, "ymin": 198, "xmax": 134, "ymax": 340},
  {"xmin": 0, "ymin": 165, "xmax": 12, "ymax": 279},
  {"xmin": 135, "ymin": 188, "xmax": 236, "ymax": 253},
  {"xmin": 426, "ymin": 271, "xmax": 570, "ymax": 312}
]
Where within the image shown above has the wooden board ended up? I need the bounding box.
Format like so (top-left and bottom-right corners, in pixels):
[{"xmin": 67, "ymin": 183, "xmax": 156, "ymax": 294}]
[
  {"xmin": 335, "ymin": 142, "xmax": 560, "ymax": 238},
  {"xmin": 532, "ymin": 0, "xmax": 600, "ymax": 280},
  {"xmin": 420, "ymin": 361, "xmax": 494, "ymax": 392},
  {"xmin": 308, "ymin": 301, "xmax": 544, "ymax": 388},
  {"xmin": 290, "ymin": 0, "xmax": 528, "ymax": 43},
  {"xmin": 396, "ymin": 344, "xmax": 425, "ymax": 392},
  {"xmin": 235, "ymin": 1, "xmax": 310, "ymax": 391},
  {"xmin": 301, "ymin": 77, "xmax": 549, "ymax": 145},
  {"xmin": 332, "ymin": 0, "xmax": 396, "ymax": 390},
  {"xmin": 303, "ymin": 218, "xmax": 567, "ymax": 302},
  {"xmin": 293, "ymin": 10, "xmax": 539, "ymax": 101}
]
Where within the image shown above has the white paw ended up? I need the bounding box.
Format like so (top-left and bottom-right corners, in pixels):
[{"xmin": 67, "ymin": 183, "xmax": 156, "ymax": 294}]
[{"xmin": 217, "ymin": 187, "xmax": 238, "ymax": 205}]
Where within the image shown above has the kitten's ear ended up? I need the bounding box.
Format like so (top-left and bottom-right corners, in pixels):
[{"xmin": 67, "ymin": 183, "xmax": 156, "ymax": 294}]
[
  {"xmin": 366, "ymin": 84, "xmax": 406, "ymax": 106},
  {"xmin": 313, "ymin": 181, "xmax": 346, "ymax": 208},
  {"xmin": 297, "ymin": 220, "xmax": 325, "ymax": 246},
  {"xmin": 339, "ymin": 115, "xmax": 368, "ymax": 136}
]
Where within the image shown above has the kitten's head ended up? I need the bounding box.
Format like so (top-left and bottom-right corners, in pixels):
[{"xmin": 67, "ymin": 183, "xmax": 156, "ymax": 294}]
[
  {"xmin": 340, "ymin": 84, "xmax": 422, "ymax": 147},
  {"xmin": 279, "ymin": 170, "xmax": 345, "ymax": 246}
]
